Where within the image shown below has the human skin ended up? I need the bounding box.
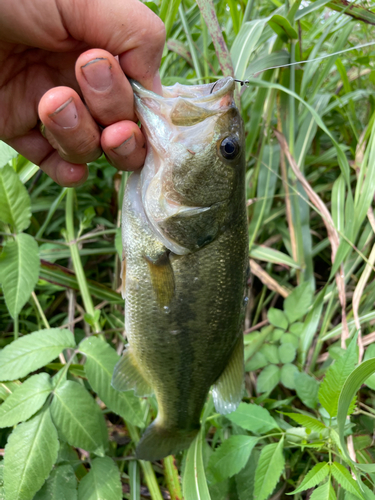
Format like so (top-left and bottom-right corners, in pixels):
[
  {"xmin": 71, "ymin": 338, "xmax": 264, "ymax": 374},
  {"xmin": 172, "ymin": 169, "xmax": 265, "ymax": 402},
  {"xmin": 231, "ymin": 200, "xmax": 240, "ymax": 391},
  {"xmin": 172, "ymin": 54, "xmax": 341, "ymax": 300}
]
[{"xmin": 0, "ymin": 0, "xmax": 165, "ymax": 186}]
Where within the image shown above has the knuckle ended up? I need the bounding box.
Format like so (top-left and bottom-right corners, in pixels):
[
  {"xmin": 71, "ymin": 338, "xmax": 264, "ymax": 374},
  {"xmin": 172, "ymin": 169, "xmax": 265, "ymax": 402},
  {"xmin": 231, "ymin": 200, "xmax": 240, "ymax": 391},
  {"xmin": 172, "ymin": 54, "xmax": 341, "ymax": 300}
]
[{"xmin": 59, "ymin": 132, "xmax": 101, "ymax": 162}]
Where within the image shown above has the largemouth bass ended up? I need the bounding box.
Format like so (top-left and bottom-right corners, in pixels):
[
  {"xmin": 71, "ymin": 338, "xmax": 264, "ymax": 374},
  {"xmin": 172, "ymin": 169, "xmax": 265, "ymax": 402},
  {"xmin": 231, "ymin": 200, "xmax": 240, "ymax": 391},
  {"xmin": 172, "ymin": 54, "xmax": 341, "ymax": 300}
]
[{"xmin": 112, "ymin": 77, "xmax": 248, "ymax": 461}]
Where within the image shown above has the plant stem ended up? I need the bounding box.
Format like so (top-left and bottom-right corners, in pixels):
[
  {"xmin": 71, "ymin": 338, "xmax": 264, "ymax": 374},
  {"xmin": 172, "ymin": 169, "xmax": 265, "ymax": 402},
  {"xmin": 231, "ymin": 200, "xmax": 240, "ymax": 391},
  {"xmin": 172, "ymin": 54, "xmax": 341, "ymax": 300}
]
[
  {"xmin": 127, "ymin": 424, "xmax": 163, "ymax": 500},
  {"xmin": 36, "ymin": 187, "xmax": 68, "ymax": 239},
  {"xmin": 65, "ymin": 188, "xmax": 101, "ymax": 333},
  {"xmin": 32, "ymin": 291, "xmax": 49, "ymax": 329},
  {"xmin": 14, "ymin": 315, "xmax": 19, "ymax": 340},
  {"xmin": 163, "ymin": 455, "xmax": 182, "ymax": 500}
]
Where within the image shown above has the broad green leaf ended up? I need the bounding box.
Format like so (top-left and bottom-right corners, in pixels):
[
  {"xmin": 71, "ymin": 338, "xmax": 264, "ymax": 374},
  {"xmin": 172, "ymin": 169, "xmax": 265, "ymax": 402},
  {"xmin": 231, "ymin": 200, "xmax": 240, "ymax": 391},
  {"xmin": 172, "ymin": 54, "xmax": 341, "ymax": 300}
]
[
  {"xmin": 318, "ymin": 335, "xmax": 357, "ymax": 417},
  {"xmin": 261, "ymin": 344, "xmax": 280, "ymax": 364},
  {"xmin": 183, "ymin": 431, "xmax": 211, "ymax": 500},
  {"xmin": 268, "ymin": 14, "xmax": 298, "ymax": 41},
  {"xmin": 294, "ymin": 372, "xmax": 319, "ymax": 409},
  {"xmin": 289, "ymin": 462, "xmax": 330, "ymax": 494},
  {"xmin": 284, "ymin": 282, "xmax": 313, "ymax": 323},
  {"xmin": 330, "ymin": 463, "xmax": 363, "ymax": 499},
  {"xmin": 208, "ymin": 435, "xmax": 258, "ymax": 482},
  {"xmin": 337, "ymin": 358, "xmax": 375, "ymax": 473},
  {"xmin": 280, "ymin": 364, "xmax": 298, "ymax": 389},
  {"xmin": 50, "ymin": 380, "xmax": 108, "ymax": 455},
  {"xmin": 256, "ymin": 365, "xmax": 280, "ymax": 393},
  {"xmin": 0, "ymin": 164, "xmax": 31, "ymax": 232},
  {"xmin": 280, "ymin": 333, "xmax": 299, "ymax": 349},
  {"xmin": 0, "ymin": 381, "xmax": 21, "ymax": 401},
  {"xmin": 4, "ymin": 408, "xmax": 59, "ymax": 500},
  {"xmin": 0, "ymin": 373, "xmax": 52, "ymax": 428},
  {"xmin": 235, "ymin": 449, "xmax": 259, "ymax": 500},
  {"xmin": 310, "ymin": 480, "xmax": 337, "ymax": 500},
  {"xmin": 250, "ymin": 245, "xmax": 299, "ymax": 269},
  {"xmin": 231, "ymin": 20, "xmax": 266, "ymax": 80},
  {"xmin": 0, "ymin": 233, "xmax": 40, "ymax": 318},
  {"xmin": 246, "ymin": 351, "xmax": 268, "ymax": 371},
  {"xmin": 226, "ymin": 403, "xmax": 278, "ymax": 434},
  {"xmin": 267, "ymin": 308, "xmax": 288, "ymax": 330},
  {"xmin": 78, "ymin": 457, "xmax": 121, "ymax": 500},
  {"xmin": 79, "ymin": 337, "xmax": 144, "ymax": 427},
  {"xmin": 283, "ymin": 413, "xmax": 326, "ymax": 433},
  {"xmin": 0, "ymin": 329, "xmax": 75, "ymax": 381},
  {"xmin": 278, "ymin": 343, "xmax": 296, "ymax": 364},
  {"xmin": 34, "ymin": 464, "xmax": 77, "ymax": 500},
  {"xmin": 0, "ymin": 141, "xmax": 18, "ymax": 167},
  {"xmin": 254, "ymin": 437, "xmax": 285, "ymax": 500},
  {"xmin": 363, "ymin": 345, "xmax": 375, "ymax": 390},
  {"xmin": 244, "ymin": 326, "xmax": 273, "ymax": 361},
  {"xmin": 128, "ymin": 461, "xmax": 140, "ymax": 500}
]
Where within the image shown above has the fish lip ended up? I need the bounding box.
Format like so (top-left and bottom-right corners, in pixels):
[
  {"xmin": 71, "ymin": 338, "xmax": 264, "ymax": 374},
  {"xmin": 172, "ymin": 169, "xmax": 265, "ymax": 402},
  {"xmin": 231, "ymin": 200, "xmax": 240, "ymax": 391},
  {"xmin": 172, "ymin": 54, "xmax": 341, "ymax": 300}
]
[{"xmin": 130, "ymin": 77, "xmax": 235, "ymax": 103}]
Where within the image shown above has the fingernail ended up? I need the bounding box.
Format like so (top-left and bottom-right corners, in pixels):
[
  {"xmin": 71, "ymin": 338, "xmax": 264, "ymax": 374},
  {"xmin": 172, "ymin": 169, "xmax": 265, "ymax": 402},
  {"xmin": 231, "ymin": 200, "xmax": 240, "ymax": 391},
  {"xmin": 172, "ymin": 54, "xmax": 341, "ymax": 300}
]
[
  {"xmin": 81, "ymin": 58, "xmax": 112, "ymax": 91},
  {"xmin": 49, "ymin": 98, "xmax": 78, "ymax": 129},
  {"xmin": 153, "ymin": 71, "xmax": 163, "ymax": 96},
  {"xmin": 112, "ymin": 135, "xmax": 136, "ymax": 156}
]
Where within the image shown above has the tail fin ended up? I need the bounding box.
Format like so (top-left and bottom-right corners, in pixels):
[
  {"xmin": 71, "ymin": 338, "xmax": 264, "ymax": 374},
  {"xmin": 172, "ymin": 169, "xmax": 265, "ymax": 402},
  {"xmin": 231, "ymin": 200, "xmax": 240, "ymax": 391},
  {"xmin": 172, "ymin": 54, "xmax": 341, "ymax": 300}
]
[{"xmin": 136, "ymin": 421, "xmax": 199, "ymax": 461}]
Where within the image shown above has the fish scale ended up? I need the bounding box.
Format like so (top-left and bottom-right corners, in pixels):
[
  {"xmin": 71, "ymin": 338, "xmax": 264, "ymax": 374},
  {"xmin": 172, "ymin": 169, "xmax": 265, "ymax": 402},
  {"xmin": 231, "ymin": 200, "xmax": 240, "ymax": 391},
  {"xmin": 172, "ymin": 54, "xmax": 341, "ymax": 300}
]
[{"xmin": 112, "ymin": 77, "xmax": 248, "ymax": 461}]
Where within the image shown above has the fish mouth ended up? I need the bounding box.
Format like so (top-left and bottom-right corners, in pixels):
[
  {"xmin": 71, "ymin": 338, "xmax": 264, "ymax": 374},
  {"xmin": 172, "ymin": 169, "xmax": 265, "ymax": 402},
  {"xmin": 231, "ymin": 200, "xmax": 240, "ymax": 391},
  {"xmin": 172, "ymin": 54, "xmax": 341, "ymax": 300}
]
[{"xmin": 130, "ymin": 77, "xmax": 235, "ymax": 104}]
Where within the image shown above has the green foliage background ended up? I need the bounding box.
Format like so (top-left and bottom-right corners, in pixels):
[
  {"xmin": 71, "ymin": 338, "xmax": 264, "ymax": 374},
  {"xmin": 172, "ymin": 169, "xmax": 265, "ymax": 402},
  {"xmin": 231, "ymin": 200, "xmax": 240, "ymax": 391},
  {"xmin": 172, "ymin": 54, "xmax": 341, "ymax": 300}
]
[{"xmin": 1, "ymin": 0, "xmax": 375, "ymax": 498}]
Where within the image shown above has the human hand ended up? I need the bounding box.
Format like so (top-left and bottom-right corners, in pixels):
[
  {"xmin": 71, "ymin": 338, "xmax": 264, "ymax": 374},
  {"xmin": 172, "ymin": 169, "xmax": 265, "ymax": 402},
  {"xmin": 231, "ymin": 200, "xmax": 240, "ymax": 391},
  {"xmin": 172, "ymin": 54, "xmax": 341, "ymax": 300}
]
[{"xmin": 0, "ymin": 0, "xmax": 165, "ymax": 186}]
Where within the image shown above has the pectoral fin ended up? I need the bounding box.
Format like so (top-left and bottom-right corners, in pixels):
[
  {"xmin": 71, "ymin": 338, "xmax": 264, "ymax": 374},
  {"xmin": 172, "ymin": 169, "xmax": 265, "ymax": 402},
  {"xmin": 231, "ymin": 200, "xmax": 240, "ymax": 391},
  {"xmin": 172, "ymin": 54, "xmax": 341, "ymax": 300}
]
[
  {"xmin": 145, "ymin": 252, "xmax": 175, "ymax": 308},
  {"xmin": 112, "ymin": 347, "xmax": 153, "ymax": 397},
  {"xmin": 212, "ymin": 335, "xmax": 244, "ymax": 415}
]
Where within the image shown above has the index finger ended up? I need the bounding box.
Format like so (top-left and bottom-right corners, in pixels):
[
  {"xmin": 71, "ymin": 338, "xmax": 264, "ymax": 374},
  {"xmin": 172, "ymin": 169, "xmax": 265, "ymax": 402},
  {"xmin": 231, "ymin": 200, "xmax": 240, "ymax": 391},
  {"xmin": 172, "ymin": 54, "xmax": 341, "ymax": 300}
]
[{"xmin": 59, "ymin": 0, "xmax": 166, "ymax": 91}]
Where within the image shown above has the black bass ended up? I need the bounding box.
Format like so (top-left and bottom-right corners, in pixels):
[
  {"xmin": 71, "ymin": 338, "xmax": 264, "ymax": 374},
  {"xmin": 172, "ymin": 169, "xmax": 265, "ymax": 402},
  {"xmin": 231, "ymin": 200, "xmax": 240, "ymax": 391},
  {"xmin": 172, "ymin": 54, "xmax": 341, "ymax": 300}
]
[{"xmin": 112, "ymin": 77, "xmax": 248, "ymax": 461}]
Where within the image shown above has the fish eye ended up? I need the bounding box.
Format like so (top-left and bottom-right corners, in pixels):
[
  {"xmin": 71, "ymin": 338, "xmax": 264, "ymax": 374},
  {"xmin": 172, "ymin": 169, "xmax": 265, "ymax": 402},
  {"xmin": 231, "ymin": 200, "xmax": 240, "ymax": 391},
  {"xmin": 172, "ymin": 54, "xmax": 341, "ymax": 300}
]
[{"xmin": 219, "ymin": 137, "xmax": 240, "ymax": 160}]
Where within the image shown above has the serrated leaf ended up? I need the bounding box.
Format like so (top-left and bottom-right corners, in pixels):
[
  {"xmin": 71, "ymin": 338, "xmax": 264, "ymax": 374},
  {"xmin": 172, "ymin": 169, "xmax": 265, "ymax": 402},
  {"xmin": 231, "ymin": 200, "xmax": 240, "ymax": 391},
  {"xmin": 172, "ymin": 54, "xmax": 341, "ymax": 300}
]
[
  {"xmin": 278, "ymin": 343, "xmax": 296, "ymax": 364},
  {"xmin": 50, "ymin": 380, "xmax": 108, "ymax": 455},
  {"xmin": 330, "ymin": 463, "xmax": 363, "ymax": 499},
  {"xmin": 254, "ymin": 437, "xmax": 285, "ymax": 500},
  {"xmin": 226, "ymin": 403, "xmax": 278, "ymax": 434},
  {"xmin": 79, "ymin": 337, "xmax": 144, "ymax": 427},
  {"xmin": 246, "ymin": 351, "xmax": 268, "ymax": 371},
  {"xmin": 235, "ymin": 449, "xmax": 259, "ymax": 500},
  {"xmin": 310, "ymin": 480, "xmax": 337, "ymax": 500},
  {"xmin": 257, "ymin": 365, "xmax": 280, "ymax": 393},
  {"xmin": 294, "ymin": 372, "xmax": 319, "ymax": 409},
  {"xmin": 0, "ymin": 164, "xmax": 31, "ymax": 232},
  {"xmin": 208, "ymin": 436, "xmax": 258, "ymax": 482},
  {"xmin": 0, "ymin": 233, "xmax": 40, "ymax": 318},
  {"xmin": 4, "ymin": 408, "xmax": 59, "ymax": 500},
  {"xmin": 290, "ymin": 462, "xmax": 330, "ymax": 494},
  {"xmin": 0, "ymin": 373, "xmax": 52, "ymax": 428},
  {"xmin": 283, "ymin": 413, "xmax": 326, "ymax": 433},
  {"xmin": 280, "ymin": 364, "xmax": 298, "ymax": 389},
  {"xmin": 183, "ymin": 431, "xmax": 211, "ymax": 500},
  {"xmin": 337, "ymin": 358, "xmax": 375, "ymax": 473},
  {"xmin": 0, "ymin": 329, "xmax": 75, "ymax": 381},
  {"xmin": 318, "ymin": 335, "xmax": 357, "ymax": 417},
  {"xmin": 267, "ymin": 308, "xmax": 288, "ymax": 330},
  {"xmin": 78, "ymin": 457, "xmax": 121, "ymax": 500},
  {"xmin": 33, "ymin": 464, "xmax": 77, "ymax": 500},
  {"xmin": 284, "ymin": 282, "xmax": 313, "ymax": 323}
]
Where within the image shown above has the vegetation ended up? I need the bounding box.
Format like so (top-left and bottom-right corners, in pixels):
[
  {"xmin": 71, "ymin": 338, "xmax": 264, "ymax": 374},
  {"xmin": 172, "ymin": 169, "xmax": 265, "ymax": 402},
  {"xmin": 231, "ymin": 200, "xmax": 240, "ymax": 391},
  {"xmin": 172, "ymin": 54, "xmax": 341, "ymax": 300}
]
[{"xmin": 1, "ymin": 0, "xmax": 375, "ymax": 498}]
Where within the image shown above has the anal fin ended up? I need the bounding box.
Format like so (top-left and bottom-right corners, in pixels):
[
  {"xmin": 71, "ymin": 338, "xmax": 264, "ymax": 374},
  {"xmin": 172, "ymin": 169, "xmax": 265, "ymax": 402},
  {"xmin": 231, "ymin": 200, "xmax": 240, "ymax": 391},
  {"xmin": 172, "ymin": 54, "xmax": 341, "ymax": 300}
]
[
  {"xmin": 112, "ymin": 347, "xmax": 153, "ymax": 397},
  {"xmin": 212, "ymin": 335, "xmax": 244, "ymax": 415}
]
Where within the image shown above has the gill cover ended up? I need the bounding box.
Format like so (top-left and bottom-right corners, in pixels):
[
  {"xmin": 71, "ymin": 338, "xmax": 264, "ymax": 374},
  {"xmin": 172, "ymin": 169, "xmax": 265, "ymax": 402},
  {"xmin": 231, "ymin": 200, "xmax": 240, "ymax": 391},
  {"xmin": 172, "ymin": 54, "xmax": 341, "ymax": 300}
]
[{"xmin": 131, "ymin": 77, "xmax": 242, "ymax": 254}]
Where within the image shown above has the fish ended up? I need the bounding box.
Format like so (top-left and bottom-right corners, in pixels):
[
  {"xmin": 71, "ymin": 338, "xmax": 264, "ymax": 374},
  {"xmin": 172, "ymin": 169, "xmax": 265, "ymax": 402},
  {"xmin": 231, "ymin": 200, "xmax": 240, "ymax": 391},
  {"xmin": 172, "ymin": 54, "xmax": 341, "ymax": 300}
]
[{"xmin": 112, "ymin": 77, "xmax": 249, "ymax": 461}]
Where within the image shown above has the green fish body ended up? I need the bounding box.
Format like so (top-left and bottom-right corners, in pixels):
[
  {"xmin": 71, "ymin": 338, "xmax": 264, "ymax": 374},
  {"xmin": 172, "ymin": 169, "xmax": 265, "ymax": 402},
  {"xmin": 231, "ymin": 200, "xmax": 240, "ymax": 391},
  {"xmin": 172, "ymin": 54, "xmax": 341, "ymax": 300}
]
[{"xmin": 112, "ymin": 78, "xmax": 248, "ymax": 461}]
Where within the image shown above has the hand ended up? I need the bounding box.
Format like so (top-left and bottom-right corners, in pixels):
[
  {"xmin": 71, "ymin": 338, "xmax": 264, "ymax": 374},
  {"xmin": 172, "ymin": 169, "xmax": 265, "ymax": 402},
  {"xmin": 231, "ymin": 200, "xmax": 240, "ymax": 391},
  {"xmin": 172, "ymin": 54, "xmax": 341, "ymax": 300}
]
[{"xmin": 0, "ymin": 0, "xmax": 165, "ymax": 186}]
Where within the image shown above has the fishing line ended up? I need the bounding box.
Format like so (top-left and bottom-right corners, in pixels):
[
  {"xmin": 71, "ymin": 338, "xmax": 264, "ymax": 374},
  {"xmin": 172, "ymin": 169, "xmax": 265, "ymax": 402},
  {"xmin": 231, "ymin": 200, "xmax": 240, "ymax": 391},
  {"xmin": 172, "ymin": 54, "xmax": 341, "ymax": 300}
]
[{"xmin": 233, "ymin": 40, "xmax": 375, "ymax": 85}]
